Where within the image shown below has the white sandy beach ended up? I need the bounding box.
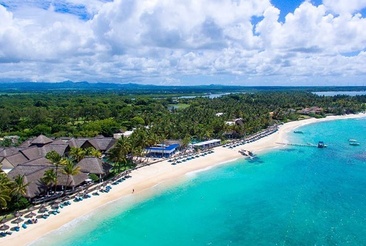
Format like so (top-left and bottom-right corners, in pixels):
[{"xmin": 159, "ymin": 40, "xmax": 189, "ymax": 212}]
[{"xmin": 1, "ymin": 113, "xmax": 365, "ymax": 246}]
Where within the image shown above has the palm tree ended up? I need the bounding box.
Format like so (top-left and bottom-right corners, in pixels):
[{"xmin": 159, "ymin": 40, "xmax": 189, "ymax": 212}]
[
  {"xmin": 40, "ymin": 169, "xmax": 57, "ymax": 195},
  {"xmin": 181, "ymin": 135, "xmax": 191, "ymax": 154},
  {"xmin": 159, "ymin": 134, "xmax": 167, "ymax": 158},
  {"xmin": 107, "ymin": 136, "xmax": 132, "ymax": 173},
  {"xmin": 62, "ymin": 159, "xmax": 81, "ymax": 189},
  {"xmin": 46, "ymin": 150, "xmax": 63, "ymax": 192},
  {"xmin": 0, "ymin": 173, "xmax": 11, "ymax": 209},
  {"xmin": 12, "ymin": 175, "xmax": 29, "ymax": 202},
  {"xmin": 0, "ymin": 189, "xmax": 11, "ymax": 209},
  {"xmin": 69, "ymin": 147, "xmax": 86, "ymax": 162},
  {"xmin": 85, "ymin": 147, "xmax": 101, "ymax": 158},
  {"xmin": 143, "ymin": 131, "xmax": 159, "ymax": 162},
  {"xmin": 131, "ymin": 146, "xmax": 143, "ymax": 163},
  {"xmin": 110, "ymin": 162, "xmax": 125, "ymax": 175}
]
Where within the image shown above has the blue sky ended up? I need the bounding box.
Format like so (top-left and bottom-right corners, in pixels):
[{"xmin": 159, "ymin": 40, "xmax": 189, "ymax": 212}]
[
  {"xmin": 272, "ymin": 0, "xmax": 322, "ymax": 21},
  {"xmin": 0, "ymin": 0, "xmax": 366, "ymax": 86}
]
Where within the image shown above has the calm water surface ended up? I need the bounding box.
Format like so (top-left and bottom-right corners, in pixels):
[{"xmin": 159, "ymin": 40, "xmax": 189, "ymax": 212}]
[{"xmin": 313, "ymin": 91, "xmax": 366, "ymax": 96}]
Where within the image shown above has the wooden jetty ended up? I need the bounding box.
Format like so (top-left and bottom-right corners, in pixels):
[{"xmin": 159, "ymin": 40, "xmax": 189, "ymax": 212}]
[{"xmin": 276, "ymin": 141, "xmax": 327, "ymax": 148}]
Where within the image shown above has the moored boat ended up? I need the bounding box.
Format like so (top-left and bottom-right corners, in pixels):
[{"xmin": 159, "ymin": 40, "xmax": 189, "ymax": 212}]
[
  {"xmin": 317, "ymin": 141, "xmax": 327, "ymax": 148},
  {"xmin": 349, "ymin": 139, "xmax": 360, "ymax": 146},
  {"xmin": 239, "ymin": 149, "xmax": 255, "ymax": 158}
]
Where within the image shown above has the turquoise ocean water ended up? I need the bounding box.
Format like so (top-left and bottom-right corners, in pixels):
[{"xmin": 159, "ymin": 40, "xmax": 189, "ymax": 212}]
[{"xmin": 33, "ymin": 117, "xmax": 366, "ymax": 246}]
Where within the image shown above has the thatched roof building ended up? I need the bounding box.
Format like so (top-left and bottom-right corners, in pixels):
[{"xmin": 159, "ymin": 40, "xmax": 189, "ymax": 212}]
[
  {"xmin": 2, "ymin": 134, "xmax": 117, "ymax": 199},
  {"xmin": 7, "ymin": 164, "xmax": 51, "ymax": 198},
  {"xmin": 30, "ymin": 134, "xmax": 53, "ymax": 146},
  {"xmin": 77, "ymin": 157, "xmax": 112, "ymax": 176}
]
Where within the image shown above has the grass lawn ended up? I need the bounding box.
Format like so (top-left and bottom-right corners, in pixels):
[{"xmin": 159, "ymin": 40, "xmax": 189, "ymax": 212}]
[{"xmin": 168, "ymin": 104, "xmax": 190, "ymax": 110}]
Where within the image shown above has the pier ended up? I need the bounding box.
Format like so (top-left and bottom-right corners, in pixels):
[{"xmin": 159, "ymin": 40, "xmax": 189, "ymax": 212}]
[{"xmin": 276, "ymin": 142, "xmax": 326, "ymax": 148}]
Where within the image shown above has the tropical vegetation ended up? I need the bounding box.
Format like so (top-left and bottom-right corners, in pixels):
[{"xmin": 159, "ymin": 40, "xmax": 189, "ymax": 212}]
[
  {"xmin": 1, "ymin": 88, "xmax": 365, "ymax": 215},
  {"xmin": 0, "ymin": 91, "xmax": 365, "ymax": 144}
]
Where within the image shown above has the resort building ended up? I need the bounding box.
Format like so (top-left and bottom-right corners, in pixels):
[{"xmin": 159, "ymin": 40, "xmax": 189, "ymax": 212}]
[
  {"xmin": 1, "ymin": 134, "xmax": 117, "ymax": 201},
  {"xmin": 77, "ymin": 157, "xmax": 112, "ymax": 181},
  {"xmin": 113, "ymin": 130, "xmax": 134, "ymax": 139},
  {"xmin": 225, "ymin": 118, "xmax": 244, "ymax": 126},
  {"xmin": 145, "ymin": 143, "xmax": 180, "ymax": 158},
  {"xmin": 7, "ymin": 158, "xmax": 89, "ymax": 200},
  {"xmin": 192, "ymin": 139, "xmax": 221, "ymax": 150},
  {"xmin": 297, "ymin": 106, "xmax": 324, "ymax": 115},
  {"xmin": 0, "ymin": 149, "xmax": 29, "ymax": 173}
]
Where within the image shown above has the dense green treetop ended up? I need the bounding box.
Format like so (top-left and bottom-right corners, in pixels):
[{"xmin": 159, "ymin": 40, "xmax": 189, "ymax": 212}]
[{"xmin": 0, "ymin": 90, "xmax": 365, "ymax": 144}]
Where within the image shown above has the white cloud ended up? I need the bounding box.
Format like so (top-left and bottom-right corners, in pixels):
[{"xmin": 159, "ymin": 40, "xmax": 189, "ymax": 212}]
[
  {"xmin": 0, "ymin": 0, "xmax": 366, "ymax": 85},
  {"xmin": 323, "ymin": 0, "xmax": 366, "ymax": 14}
]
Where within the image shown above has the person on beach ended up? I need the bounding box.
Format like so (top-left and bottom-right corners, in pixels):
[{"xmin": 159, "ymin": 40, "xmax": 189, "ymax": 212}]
[{"xmin": 132, "ymin": 189, "xmax": 135, "ymax": 193}]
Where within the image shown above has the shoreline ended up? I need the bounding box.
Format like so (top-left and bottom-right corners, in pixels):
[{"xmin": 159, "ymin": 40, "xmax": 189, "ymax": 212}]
[{"xmin": 2, "ymin": 113, "xmax": 365, "ymax": 246}]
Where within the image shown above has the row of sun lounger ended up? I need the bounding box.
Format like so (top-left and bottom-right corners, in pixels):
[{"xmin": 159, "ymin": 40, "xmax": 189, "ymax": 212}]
[
  {"xmin": 169, "ymin": 150, "xmax": 215, "ymax": 165},
  {"xmin": 0, "ymin": 173, "xmax": 134, "ymax": 238},
  {"xmin": 222, "ymin": 127, "xmax": 279, "ymax": 149}
]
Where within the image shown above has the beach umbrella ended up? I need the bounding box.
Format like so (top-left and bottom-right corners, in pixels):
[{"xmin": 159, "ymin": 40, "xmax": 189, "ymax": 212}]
[
  {"xmin": 0, "ymin": 224, "xmax": 10, "ymax": 231},
  {"xmin": 54, "ymin": 198, "xmax": 63, "ymax": 204},
  {"xmin": 25, "ymin": 211, "xmax": 36, "ymax": 218},
  {"xmin": 62, "ymin": 196, "xmax": 69, "ymax": 201},
  {"xmin": 51, "ymin": 203, "xmax": 59, "ymax": 209},
  {"xmin": 38, "ymin": 204, "xmax": 46, "ymax": 209},
  {"xmin": 38, "ymin": 206, "xmax": 48, "ymax": 213},
  {"xmin": 11, "ymin": 217, "xmax": 24, "ymax": 224},
  {"xmin": 14, "ymin": 211, "xmax": 22, "ymax": 217},
  {"xmin": 49, "ymin": 200, "xmax": 59, "ymax": 205}
]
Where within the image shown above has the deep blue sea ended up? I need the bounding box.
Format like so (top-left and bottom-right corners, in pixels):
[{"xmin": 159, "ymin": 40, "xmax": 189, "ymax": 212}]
[{"xmin": 33, "ymin": 117, "xmax": 366, "ymax": 246}]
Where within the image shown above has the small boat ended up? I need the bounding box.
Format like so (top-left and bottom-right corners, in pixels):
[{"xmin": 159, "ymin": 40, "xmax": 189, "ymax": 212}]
[
  {"xmin": 349, "ymin": 139, "xmax": 360, "ymax": 146},
  {"xmin": 317, "ymin": 141, "xmax": 327, "ymax": 148},
  {"xmin": 239, "ymin": 149, "xmax": 255, "ymax": 158},
  {"xmin": 293, "ymin": 130, "xmax": 304, "ymax": 134}
]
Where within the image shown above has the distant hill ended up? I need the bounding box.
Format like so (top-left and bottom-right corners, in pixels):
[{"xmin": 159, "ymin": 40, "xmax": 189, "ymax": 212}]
[
  {"xmin": 0, "ymin": 81, "xmax": 269, "ymax": 93},
  {"xmin": 0, "ymin": 81, "xmax": 365, "ymax": 94}
]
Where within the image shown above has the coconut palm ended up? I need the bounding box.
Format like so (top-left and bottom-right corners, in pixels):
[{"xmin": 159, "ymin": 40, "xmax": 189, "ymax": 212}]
[
  {"xmin": 85, "ymin": 147, "xmax": 101, "ymax": 158},
  {"xmin": 62, "ymin": 159, "xmax": 81, "ymax": 189},
  {"xmin": 181, "ymin": 135, "xmax": 191, "ymax": 154},
  {"xmin": 0, "ymin": 189, "xmax": 11, "ymax": 209},
  {"xmin": 40, "ymin": 169, "xmax": 57, "ymax": 195},
  {"xmin": 46, "ymin": 150, "xmax": 64, "ymax": 191},
  {"xmin": 0, "ymin": 173, "xmax": 12, "ymax": 209},
  {"xmin": 69, "ymin": 147, "xmax": 86, "ymax": 162},
  {"xmin": 46, "ymin": 150, "xmax": 62, "ymax": 164},
  {"xmin": 12, "ymin": 175, "xmax": 29, "ymax": 202},
  {"xmin": 109, "ymin": 136, "xmax": 131, "ymax": 163},
  {"xmin": 143, "ymin": 131, "xmax": 159, "ymax": 161},
  {"xmin": 107, "ymin": 136, "xmax": 132, "ymax": 173}
]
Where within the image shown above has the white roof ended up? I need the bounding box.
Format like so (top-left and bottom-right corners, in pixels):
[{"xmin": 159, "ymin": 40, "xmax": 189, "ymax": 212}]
[
  {"xmin": 192, "ymin": 139, "xmax": 221, "ymax": 147},
  {"xmin": 113, "ymin": 130, "xmax": 134, "ymax": 139},
  {"xmin": 123, "ymin": 131, "xmax": 134, "ymax": 137}
]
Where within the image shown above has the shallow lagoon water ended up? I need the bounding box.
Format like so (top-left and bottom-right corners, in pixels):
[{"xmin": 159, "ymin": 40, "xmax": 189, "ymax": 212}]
[
  {"xmin": 313, "ymin": 91, "xmax": 366, "ymax": 96},
  {"xmin": 33, "ymin": 117, "xmax": 366, "ymax": 246}
]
